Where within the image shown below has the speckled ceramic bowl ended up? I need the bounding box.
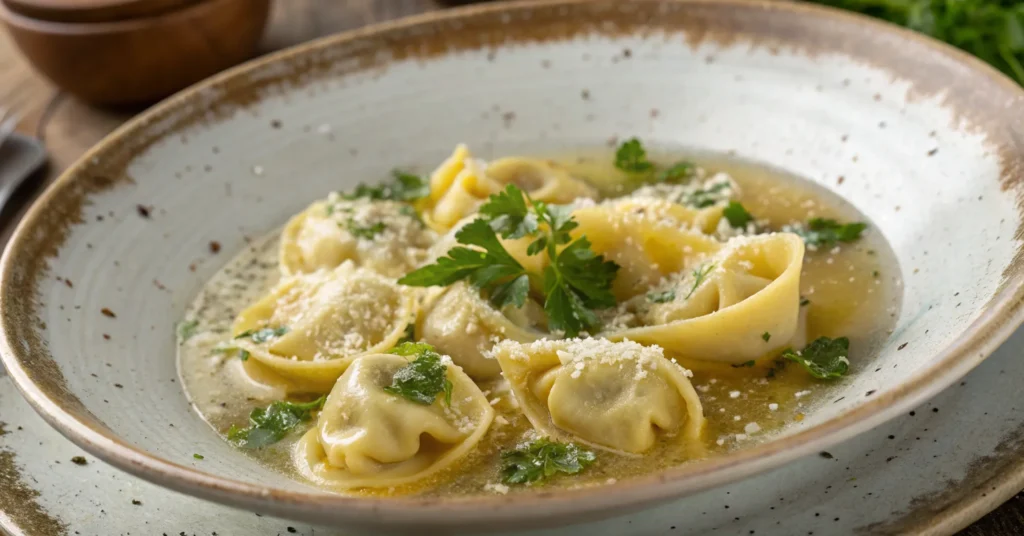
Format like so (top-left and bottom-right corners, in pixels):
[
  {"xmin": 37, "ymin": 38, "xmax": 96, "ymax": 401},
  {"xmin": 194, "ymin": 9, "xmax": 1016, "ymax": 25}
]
[{"xmin": 1, "ymin": 0, "xmax": 1022, "ymax": 533}]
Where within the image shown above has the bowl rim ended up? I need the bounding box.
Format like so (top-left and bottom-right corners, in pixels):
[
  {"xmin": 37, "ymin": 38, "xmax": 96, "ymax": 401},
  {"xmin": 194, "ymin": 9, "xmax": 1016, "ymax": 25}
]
[
  {"xmin": 2, "ymin": 0, "xmax": 1023, "ymax": 527},
  {"xmin": 0, "ymin": 0, "xmax": 257, "ymax": 32}
]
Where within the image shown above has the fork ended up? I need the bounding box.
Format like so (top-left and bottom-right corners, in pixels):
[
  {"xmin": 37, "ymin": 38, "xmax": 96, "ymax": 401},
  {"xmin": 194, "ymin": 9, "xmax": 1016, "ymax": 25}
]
[
  {"xmin": 0, "ymin": 109, "xmax": 46, "ymax": 218},
  {"xmin": 0, "ymin": 108, "xmax": 17, "ymax": 150}
]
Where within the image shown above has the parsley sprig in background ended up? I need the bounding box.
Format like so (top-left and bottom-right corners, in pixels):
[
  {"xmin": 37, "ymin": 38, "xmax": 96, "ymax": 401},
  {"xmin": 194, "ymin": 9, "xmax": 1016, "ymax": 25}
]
[
  {"xmin": 399, "ymin": 185, "xmax": 619, "ymax": 338},
  {"xmin": 810, "ymin": 0, "xmax": 1024, "ymax": 86}
]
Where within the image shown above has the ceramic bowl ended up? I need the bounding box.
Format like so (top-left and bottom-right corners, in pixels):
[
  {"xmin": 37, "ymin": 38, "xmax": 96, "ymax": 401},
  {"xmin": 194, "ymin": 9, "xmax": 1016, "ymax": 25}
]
[{"xmin": 1, "ymin": 0, "xmax": 1022, "ymax": 532}]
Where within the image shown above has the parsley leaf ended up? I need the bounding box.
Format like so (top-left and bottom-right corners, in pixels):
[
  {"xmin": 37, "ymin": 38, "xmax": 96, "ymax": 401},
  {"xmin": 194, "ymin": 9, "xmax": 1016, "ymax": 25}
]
[
  {"xmin": 480, "ymin": 184, "xmax": 538, "ymax": 239},
  {"xmin": 177, "ymin": 320, "xmax": 199, "ymax": 342},
  {"xmin": 794, "ymin": 218, "xmax": 867, "ymax": 247},
  {"xmin": 723, "ymin": 201, "xmax": 755, "ymax": 228},
  {"xmin": 647, "ymin": 289, "xmax": 676, "ymax": 303},
  {"xmin": 235, "ymin": 327, "xmax": 289, "ymax": 344},
  {"xmin": 782, "ymin": 336, "xmax": 851, "ymax": 380},
  {"xmin": 614, "ymin": 138, "xmax": 654, "ymax": 173},
  {"xmin": 687, "ymin": 182, "xmax": 731, "ymax": 208},
  {"xmin": 542, "ymin": 232, "xmax": 619, "ymax": 337},
  {"xmin": 731, "ymin": 360, "xmax": 756, "ymax": 368},
  {"xmin": 342, "ymin": 170, "xmax": 429, "ymax": 202},
  {"xmin": 384, "ymin": 342, "xmax": 453, "ymax": 406},
  {"xmin": 193, "ymin": 453, "xmax": 204, "ymax": 460},
  {"xmin": 345, "ymin": 219, "xmax": 387, "ymax": 240},
  {"xmin": 684, "ymin": 263, "xmax": 716, "ymax": 300},
  {"xmin": 655, "ymin": 161, "xmax": 696, "ymax": 183},
  {"xmin": 762, "ymin": 331, "xmax": 771, "ymax": 342},
  {"xmin": 399, "ymin": 219, "xmax": 529, "ymax": 309},
  {"xmin": 500, "ymin": 438, "xmax": 596, "ymax": 485},
  {"xmin": 227, "ymin": 396, "xmax": 326, "ymax": 449}
]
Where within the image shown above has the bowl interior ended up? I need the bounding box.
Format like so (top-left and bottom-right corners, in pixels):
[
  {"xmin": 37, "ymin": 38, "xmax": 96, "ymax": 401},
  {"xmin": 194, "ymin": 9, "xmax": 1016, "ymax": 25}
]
[{"xmin": 2, "ymin": 0, "xmax": 1023, "ymax": 529}]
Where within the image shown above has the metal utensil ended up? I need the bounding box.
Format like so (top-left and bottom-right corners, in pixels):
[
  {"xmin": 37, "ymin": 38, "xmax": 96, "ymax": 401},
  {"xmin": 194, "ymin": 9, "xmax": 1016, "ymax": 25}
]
[
  {"xmin": 0, "ymin": 113, "xmax": 47, "ymax": 217},
  {"xmin": 0, "ymin": 108, "xmax": 17, "ymax": 150}
]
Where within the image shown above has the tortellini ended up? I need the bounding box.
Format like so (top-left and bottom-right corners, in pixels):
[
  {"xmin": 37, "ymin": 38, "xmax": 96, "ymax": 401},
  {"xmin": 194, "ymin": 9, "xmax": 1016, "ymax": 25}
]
[
  {"xmin": 571, "ymin": 199, "xmax": 721, "ymax": 300},
  {"xmin": 417, "ymin": 281, "xmax": 544, "ymax": 379},
  {"xmin": 280, "ymin": 194, "xmax": 436, "ymax": 278},
  {"xmin": 418, "ymin": 145, "xmax": 600, "ymax": 233},
  {"xmin": 492, "ymin": 338, "xmax": 705, "ymax": 454},
  {"xmin": 295, "ymin": 353, "xmax": 494, "ymax": 489},
  {"xmin": 605, "ymin": 233, "xmax": 805, "ymax": 364},
  {"xmin": 232, "ymin": 262, "xmax": 416, "ymax": 392}
]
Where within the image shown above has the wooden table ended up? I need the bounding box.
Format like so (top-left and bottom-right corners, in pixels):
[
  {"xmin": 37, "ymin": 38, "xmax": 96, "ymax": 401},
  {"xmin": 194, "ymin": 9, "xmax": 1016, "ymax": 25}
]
[{"xmin": 0, "ymin": 1, "xmax": 1020, "ymax": 533}]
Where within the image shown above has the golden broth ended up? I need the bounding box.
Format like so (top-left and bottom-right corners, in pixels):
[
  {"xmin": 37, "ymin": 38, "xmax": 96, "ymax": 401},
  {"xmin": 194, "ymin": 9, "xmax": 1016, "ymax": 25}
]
[{"xmin": 177, "ymin": 150, "xmax": 901, "ymax": 497}]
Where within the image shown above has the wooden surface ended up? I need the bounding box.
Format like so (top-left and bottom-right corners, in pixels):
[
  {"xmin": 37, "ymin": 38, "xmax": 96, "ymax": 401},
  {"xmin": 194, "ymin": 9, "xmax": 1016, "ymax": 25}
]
[{"xmin": 0, "ymin": 0, "xmax": 1020, "ymax": 533}]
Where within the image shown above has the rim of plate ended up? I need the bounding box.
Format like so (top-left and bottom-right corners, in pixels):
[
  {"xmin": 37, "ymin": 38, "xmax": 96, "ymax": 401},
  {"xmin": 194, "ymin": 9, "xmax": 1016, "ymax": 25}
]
[{"xmin": 2, "ymin": 0, "xmax": 1023, "ymax": 528}]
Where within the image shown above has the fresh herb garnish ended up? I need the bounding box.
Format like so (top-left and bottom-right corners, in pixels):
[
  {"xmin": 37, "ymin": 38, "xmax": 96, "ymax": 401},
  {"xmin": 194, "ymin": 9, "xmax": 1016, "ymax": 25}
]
[
  {"xmin": 614, "ymin": 138, "xmax": 654, "ymax": 173},
  {"xmin": 762, "ymin": 331, "xmax": 771, "ymax": 342},
  {"xmin": 794, "ymin": 218, "xmax": 867, "ymax": 247},
  {"xmin": 782, "ymin": 336, "xmax": 851, "ymax": 380},
  {"xmin": 687, "ymin": 182, "xmax": 731, "ymax": 208},
  {"xmin": 614, "ymin": 138, "xmax": 695, "ymax": 184},
  {"xmin": 193, "ymin": 453, "xmax": 204, "ymax": 460},
  {"xmin": 177, "ymin": 320, "xmax": 199, "ymax": 342},
  {"xmin": 239, "ymin": 349, "xmax": 250, "ymax": 361},
  {"xmin": 500, "ymin": 438, "xmax": 596, "ymax": 485},
  {"xmin": 723, "ymin": 201, "xmax": 755, "ymax": 229},
  {"xmin": 234, "ymin": 327, "xmax": 289, "ymax": 344},
  {"xmin": 399, "ymin": 218, "xmax": 530, "ymax": 309},
  {"xmin": 342, "ymin": 169, "xmax": 430, "ymax": 202},
  {"xmin": 655, "ymin": 161, "xmax": 696, "ymax": 183},
  {"xmin": 227, "ymin": 396, "xmax": 326, "ymax": 449},
  {"xmin": 800, "ymin": 296, "xmax": 811, "ymax": 306},
  {"xmin": 211, "ymin": 344, "xmax": 250, "ymax": 361},
  {"xmin": 397, "ymin": 323, "xmax": 416, "ymax": 345},
  {"xmin": 647, "ymin": 289, "xmax": 676, "ymax": 303},
  {"xmin": 806, "ymin": 0, "xmax": 1024, "ymax": 87},
  {"xmin": 384, "ymin": 342, "xmax": 453, "ymax": 406},
  {"xmin": 400, "ymin": 184, "xmax": 619, "ymax": 337},
  {"xmin": 731, "ymin": 360, "xmax": 757, "ymax": 368},
  {"xmin": 684, "ymin": 263, "xmax": 716, "ymax": 300},
  {"xmin": 345, "ymin": 219, "xmax": 387, "ymax": 240}
]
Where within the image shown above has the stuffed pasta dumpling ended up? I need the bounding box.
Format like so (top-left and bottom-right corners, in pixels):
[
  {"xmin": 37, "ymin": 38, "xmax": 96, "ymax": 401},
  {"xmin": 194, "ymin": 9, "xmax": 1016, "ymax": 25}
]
[
  {"xmin": 296, "ymin": 350, "xmax": 494, "ymax": 489},
  {"xmin": 280, "ymin": 193, "xmax": 436, "ymax": 278},
  {"xmin": 605, "ymin": 233, "xmax": 805, "ymax": 364},
  {"xmin": 232, "ymin": 262, "xmax": 416, "ymax": 392},
  {"xmin": 485, "ymin": 157, "xmax": 598, "ymax": 204},
  {"xmin": 417, "ymin": 281, "xmax": 544, "ymax": 380},
  {"xmin": 570, "ymin": 199, "xmax": 721, "ymax": 300},
  {"xmin": 492, "ymin": 338, "xmax": 705, "ymax": 455}
]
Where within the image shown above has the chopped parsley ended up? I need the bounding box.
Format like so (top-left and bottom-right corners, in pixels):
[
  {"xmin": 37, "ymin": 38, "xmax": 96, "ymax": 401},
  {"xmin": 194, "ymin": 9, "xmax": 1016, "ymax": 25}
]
[
  {"xmin": 345, "ymin": 219, "xmax": 387, "ymax": 240},
  {"xmin": 211, "ymin": 344, "xmax": 250, "ymax": 361},
  {"xmin": 239, "ymin": 349, "xmax": 250, "ymax": 361},
  {"xmin": 177, "ymin": 320, "xmax": 199, "ymax": 342},
  {"xmin": 397, "ymin": 323, "xmax": 416, "ymax": 345},
  {"xmin": 398, "ymin": 218, "xmax": 530, "ymax": 310},
  {"xmin": 614, "ymin": 138, "xmax": 654, "ymax": 173},
  {"xmin": 723, "ymin": 201, "xmax": 755, "ymax": 228},
  {"xmin": 655, "ymin": 161, "xmax": 696, "ymax": 183},
  {"xmin": 384, "ymin": 342, "xmax": 453, "ymax": 406},
  {"xmin": 234, "ymin": 327, "xmax": 289, "ymax": 344},
  {"xmin": 400, "ymin": 184, "xmax": 619, "ymax": 338},
  {"xmin": 687, "ymin": 182, "xmax": 731, "ymax": 208},
  {"xmin": 762, "ymin": 332, "xmax": 771, "ymax": 342},
  {"xmin": 500, "ymin": 438, "xmax": 596, "ymax": 485},
  {"xmin": 227, "ymin": 396, "xmax": 326, "ymax": 449},
  {"xmin": 794, "ymin": 218, "xmax": 867, "ymax": 247},
  {"xmin": 614, "ymin": 138, "xmax": 694, "ymax": 184},
  {"xmin": 684, "ymin": 263, "xmax": 716, "ymax": 300},
  {"xmin": 342, "ymin": 169, "xmax": 429, "ymax": 202},
  {"xmin": 782, "ymin": 336, "xmax": 851, "ymax": 380},
  {"xmin": 731, "ymin": 360, "xmax": 756, "ymax": 368},
  {"xmin": 647, "ymin": 289, "xmax": 676, "ymax": 303},
  {"xmin": 193, "ymin": 453, "xmax": 204, "ymax": 460},
  {"xmin": 800, "ymin": 296, "xmax": 811, "ymax": 306}
]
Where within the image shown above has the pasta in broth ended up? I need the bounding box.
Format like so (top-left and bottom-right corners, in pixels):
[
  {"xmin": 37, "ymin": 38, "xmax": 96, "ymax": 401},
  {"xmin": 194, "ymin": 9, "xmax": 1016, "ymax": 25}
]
[{"xmin": 178, "ymin": 138, "xmax": 901, "ymax": 496}]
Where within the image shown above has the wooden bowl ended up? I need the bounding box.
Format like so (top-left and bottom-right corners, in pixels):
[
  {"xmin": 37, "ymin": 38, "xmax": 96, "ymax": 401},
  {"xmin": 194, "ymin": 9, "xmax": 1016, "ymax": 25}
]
[{"xmin": 0, "ymin": 0, "xmax": 270, "ymax": 106}]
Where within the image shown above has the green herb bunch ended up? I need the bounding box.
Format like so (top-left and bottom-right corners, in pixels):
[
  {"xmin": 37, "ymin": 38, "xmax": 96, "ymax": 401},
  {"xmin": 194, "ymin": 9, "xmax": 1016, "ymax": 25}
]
[{"xmin": 809, "ymin": 0, "xmax": 1024, "ymax": 85}]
